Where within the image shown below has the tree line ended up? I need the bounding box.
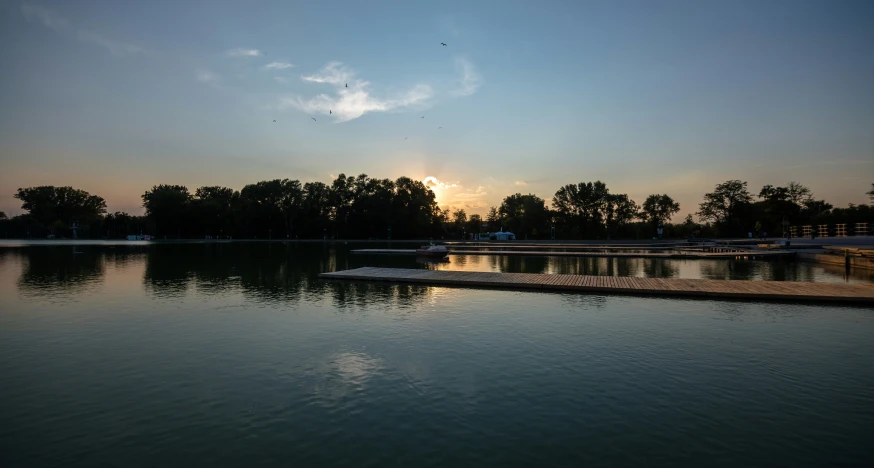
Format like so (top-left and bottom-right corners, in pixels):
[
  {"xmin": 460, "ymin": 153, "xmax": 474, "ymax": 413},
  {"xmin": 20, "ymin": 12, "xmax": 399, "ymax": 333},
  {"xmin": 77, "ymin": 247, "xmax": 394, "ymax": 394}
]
[{"xmin": 1, "ymin": 176, "xmax": 872, "ymax": 240}]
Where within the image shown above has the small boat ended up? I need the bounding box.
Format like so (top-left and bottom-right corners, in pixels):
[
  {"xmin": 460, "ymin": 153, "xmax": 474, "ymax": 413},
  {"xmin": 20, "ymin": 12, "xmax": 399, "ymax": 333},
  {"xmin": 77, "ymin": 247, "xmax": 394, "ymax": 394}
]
[{"xmin": 415, "ymin": 244, "xmax": 449, "ymax": 258}]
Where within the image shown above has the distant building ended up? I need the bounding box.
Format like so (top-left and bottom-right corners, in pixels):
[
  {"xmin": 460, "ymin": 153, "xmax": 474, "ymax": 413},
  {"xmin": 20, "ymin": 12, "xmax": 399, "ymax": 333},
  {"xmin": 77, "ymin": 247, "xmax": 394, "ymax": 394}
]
[
  {"xmin": 494, "ymin": 231, "xmax": 515, "ymax": 241},
  {"xmin": 477, "ymin": 230, "xmax": 516, "ymax": 241}
]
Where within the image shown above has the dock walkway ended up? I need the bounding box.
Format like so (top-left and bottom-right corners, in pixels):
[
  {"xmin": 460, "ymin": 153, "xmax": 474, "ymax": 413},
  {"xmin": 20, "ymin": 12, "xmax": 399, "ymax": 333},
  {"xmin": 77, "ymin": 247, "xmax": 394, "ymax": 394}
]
[
  {"xmin": 350, "ymin": 249, "xmax": 794, "ymax": 259},
  {"xmin": 320, "ymin": 267, "xmax": 874, "ymax": 304}
]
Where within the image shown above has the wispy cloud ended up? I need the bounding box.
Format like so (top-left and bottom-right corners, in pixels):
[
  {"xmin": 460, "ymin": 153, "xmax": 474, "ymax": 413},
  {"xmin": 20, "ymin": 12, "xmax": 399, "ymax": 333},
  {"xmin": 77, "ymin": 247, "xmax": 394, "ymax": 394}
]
[
  {"xmin": 442, "ymin": 185, "xmax": 491, "ymax": 211},
  {"xmin": 196, "ymin": 69, "xmax": 219, "ymax": 83},
  {"xmin": 451, "ymin": 57, "xmax": 482, "ymax": 97},
  {"xmin": 514, "ymin": 180, "xmax": 527, "ymax": 187},
  {"xmin": 22, "ymin": 3, "xmax": 147, "ymax": 57},
  {"xmin": 227, "ymin": 48, "xmax": 262, "ymax": 57},
  {"xmin": 301, "ymin": 61, "xmax": 353, "ymax": 85},
  {"xmin": 77, "ymin": 30, "xmax": 147, "ymax": 56},
  {"xmin": 264, "ymin": 61, "xmax": 293, "ymax": 70},
  {"xmin": 423, "ymin": 176, "xmax": 459, "ymax": 190},
  {"xmin": 284, "ymin": 62, "xmax": 432, "ymax": 122},
  {"xmin": 21, "ymin": 3, "xmax": 68, "ymax": 33}
]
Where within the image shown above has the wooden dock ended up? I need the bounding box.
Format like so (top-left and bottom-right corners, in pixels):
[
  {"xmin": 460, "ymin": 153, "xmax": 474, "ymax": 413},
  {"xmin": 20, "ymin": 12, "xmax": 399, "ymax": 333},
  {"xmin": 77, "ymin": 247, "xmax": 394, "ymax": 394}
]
[
  {"xmin": 320, "ymin": 267, "xmax": 874, "ymax": 304},
  {"xmin": 350, "ymin": 249, "xmax": 795, "ymax": 259}
]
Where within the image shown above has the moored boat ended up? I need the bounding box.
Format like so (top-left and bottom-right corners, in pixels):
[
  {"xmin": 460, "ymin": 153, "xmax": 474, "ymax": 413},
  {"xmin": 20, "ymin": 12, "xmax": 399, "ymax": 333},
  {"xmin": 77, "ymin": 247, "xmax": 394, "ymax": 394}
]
[{"xmin": 415, "ymin": 245, "xmax": 449, "ymax": 258}]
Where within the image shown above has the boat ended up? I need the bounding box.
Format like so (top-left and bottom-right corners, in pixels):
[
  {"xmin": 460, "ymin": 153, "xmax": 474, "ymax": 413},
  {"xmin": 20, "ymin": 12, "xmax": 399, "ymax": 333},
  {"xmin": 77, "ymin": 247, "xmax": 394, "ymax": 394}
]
[{"xmin": 415, "ymin": 244, "xmax": 449, "ymax": 258}]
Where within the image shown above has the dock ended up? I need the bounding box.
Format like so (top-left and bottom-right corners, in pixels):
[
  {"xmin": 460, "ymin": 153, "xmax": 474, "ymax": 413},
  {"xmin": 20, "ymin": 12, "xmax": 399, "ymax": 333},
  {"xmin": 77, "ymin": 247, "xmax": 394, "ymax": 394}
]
[
  {"xmin": 350, "ymin": 249, "xmax": 795, "ymax": 259},
  {"xmin": 320, "ymin": 267, "xmax": 874, "ymax": 304}
]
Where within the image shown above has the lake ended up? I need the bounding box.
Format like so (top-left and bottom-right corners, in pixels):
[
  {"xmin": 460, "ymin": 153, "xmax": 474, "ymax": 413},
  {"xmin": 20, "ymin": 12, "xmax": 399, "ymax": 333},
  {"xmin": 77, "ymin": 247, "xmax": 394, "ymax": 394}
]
[{"xmin": 1, "ymin": 242, "xmax": 873, "ymax": 467}]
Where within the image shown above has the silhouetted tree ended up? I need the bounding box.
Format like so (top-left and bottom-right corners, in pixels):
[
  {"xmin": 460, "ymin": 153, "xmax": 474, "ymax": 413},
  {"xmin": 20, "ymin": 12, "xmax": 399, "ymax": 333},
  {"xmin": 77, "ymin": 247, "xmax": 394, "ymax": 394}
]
[
  {"xmin": 142, "ymin": 185, "xmax": 191, "ymax": 238},
  {"xmin": 602, "ymin": 193, "xmax": 639, "ymax": 239},
  {"xmin": 451, "ymin": 209, "xmax": 467, "ymax": 237},
  {"xmin": 697, "ymin": 180, "xmax": 752, "ymax": 235},
  {"xmin": 485, "ymin": 206, "xmax": 500, "ymax": 231},
  {"xmin": 639, "ymin": 194, "xmax": 680, "ymax": 225},
  {"xmin": 551, "ymin": 181, "xmax": 635, "ymax": 238},
  {"xmin": 9, "ymin": 175, "xmax": 869, "ymax": 240},
  {"xmin": 499, "ymin": 193, "xmax": 550, "ymax": 239},
  {"xmin": 15, "ymin": 186, "xmax": 107, "ymax": 228},
  {"xmin": 467, "ymin": 214, "xmax": 482, "ymax": 234},
  {"xmin": 193, "ymin": 186, "xmax": 238, "ymax": 237}
]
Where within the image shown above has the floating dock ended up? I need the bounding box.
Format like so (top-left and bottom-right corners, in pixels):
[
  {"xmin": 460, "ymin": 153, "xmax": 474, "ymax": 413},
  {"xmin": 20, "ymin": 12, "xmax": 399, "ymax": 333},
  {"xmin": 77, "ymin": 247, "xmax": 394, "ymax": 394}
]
[
  {"xmin": 350, "ymin": 249, "xmax": 795, "ymax": 259},
  {"xmin": 320, "ymin": 267, "xmax": 874, "ymax": 304}
]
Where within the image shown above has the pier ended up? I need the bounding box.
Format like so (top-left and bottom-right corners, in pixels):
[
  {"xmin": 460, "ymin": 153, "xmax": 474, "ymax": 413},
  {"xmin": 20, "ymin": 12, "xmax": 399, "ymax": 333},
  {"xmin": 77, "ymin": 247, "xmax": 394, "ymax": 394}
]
[
  {"xmin": 349, "ymin": 249, "xmax": 795, "ymax": 260},
  {"xmin": 320, "ymin": 267, "xmax": 874, "ymax": 304}
]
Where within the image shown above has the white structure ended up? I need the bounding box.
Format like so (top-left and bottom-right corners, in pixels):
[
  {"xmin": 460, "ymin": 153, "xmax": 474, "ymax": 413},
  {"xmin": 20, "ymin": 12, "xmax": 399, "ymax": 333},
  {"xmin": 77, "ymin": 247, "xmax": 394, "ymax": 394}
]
[
  {"xmin": 475, "ymin": 228, "xmax": 516, "ymax": 241},
  {"xmin": 493, "ymin": 231, "xmax": 515, "ymax": 241}
]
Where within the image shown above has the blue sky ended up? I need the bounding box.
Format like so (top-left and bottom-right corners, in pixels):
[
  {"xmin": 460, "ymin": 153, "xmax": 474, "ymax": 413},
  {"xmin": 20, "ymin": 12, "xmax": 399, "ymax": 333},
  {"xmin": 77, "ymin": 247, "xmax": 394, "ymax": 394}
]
[{"xmin": 1, "ymin": 0, "xmax": 872, "ymax": 217}]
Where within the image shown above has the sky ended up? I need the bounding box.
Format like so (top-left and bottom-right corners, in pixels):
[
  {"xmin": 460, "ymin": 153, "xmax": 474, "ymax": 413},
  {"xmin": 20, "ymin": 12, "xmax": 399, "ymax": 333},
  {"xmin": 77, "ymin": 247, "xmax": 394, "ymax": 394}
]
[{"xmin": 1, "ymin": 0, "xmax": 872, "ymax": 218}]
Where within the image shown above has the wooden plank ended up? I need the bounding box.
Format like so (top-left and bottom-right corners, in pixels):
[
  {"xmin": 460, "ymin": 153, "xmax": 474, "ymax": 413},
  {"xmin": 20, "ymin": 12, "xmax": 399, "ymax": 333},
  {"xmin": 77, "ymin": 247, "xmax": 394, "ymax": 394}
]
[{"xmin": 320, "ymin": 267, "xmax": 874, "ymax": 304}]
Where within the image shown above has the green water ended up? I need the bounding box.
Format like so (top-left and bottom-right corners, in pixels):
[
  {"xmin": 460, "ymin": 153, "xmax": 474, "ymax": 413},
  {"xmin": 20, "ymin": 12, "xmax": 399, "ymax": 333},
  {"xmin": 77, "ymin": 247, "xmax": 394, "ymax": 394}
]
[{"xmin": 1, "ymin": 243, "xmax": 872, "ymax": 467}]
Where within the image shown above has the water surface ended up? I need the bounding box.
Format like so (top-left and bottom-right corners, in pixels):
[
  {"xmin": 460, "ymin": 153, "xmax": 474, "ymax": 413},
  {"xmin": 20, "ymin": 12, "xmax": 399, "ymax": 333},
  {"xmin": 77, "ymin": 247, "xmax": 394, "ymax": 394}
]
[{"xmin": 1, "ymin": 243, "xmax": 872, "ymax": 467}]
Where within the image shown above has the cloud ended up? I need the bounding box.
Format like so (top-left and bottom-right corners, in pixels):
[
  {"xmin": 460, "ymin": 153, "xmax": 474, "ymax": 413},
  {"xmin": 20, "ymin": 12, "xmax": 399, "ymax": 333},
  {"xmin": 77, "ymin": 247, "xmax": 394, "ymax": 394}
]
[
  {"xmin": 196, "ymin": 69, "xmax": 218, "ymax": 83},
  {"xmin": 22, "ymin": 4, "xmax": 147, "ymax": 57},
  {"xmin": 514, "ymin": 180, "xmax": 527, "ymax": 187},
  {"xmin": 77, "ymin": 30, "xmax": 147, "ymax": 56},
  {"xmin": 21, "ymin": 3, "xmax": 69, "ymax": 33},
  {"xmin": 264, "ymin": 61, "xmax": 294, "ymax": 70},
  {"xmin": 423, "ymin": 176, "xmax": 459, "ymax": 190},
  {"xmin": 301, "ymin": 61, "xmax": 353, "ymax": 85},
  {"xmin": 451, "ymin": 57, "xmax": 482, "ymax": 97},
  {"xmin": 442, "ymin": 185, "xmax": 491, "ymax": 211},
  {"xmin": 424, "ymin": 178, "xmax": 492, "ymax": 211},
  {"xmin": 227, "ymin": 48, "xmax": 261, "ymax": 57},
  {"xmin": 283, "ymin": 62, "xmax": 432, "ymax": 122}
]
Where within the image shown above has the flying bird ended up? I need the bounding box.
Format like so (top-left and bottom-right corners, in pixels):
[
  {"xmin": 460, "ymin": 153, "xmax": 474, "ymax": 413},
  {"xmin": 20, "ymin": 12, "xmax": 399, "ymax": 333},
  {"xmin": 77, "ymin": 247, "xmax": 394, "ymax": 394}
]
[
  {"xmin": 311, "ymin": 117, "xmax": 317, "ymax": 121},
  {"xmin": 273, "ymin": 120, "xmax": 276, "ymax": 122},
  {"xmin": 345, "ymin": 83, "xmax": 348, "ymax": 88},
  {"xmin": 405, "ymin": 137, "xmax": 408, "ymax": 140},
  {"xmin": 330, "ymin": 110, "xmax": 332, "ymax": 114},
  {"xmin": 438, "ymin": 127, "xmax": 442, "ymax": 129},
  {"xmin": 421, "ymin": 116, "xmax": 425, "ymax": 119},
  {"xmin": 441, "ymin": 43, "xmax": 447, "ymax": 46}
]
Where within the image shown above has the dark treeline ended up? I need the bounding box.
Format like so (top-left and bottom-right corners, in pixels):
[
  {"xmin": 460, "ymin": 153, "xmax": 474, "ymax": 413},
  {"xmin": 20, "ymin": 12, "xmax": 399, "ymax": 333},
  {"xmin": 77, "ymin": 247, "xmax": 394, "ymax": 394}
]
[{"xmin": 1, "ymin": 177, "xmax": 872, "ymax": 240}]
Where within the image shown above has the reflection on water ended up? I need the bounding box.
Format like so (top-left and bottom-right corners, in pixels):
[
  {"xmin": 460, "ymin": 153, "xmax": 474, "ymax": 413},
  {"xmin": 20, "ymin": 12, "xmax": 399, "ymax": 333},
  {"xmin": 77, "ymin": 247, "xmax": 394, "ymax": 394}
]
[
  {"xmin": 16, "ymin": 246, "xmax": 107, "ymax": 300},
  {"xmin": 2, "ymin": 243, "xmax": 874, "ymax": 467},
  {"xmin": 2, "ymin": 243, "xmax": 870, "ymax": 303}
]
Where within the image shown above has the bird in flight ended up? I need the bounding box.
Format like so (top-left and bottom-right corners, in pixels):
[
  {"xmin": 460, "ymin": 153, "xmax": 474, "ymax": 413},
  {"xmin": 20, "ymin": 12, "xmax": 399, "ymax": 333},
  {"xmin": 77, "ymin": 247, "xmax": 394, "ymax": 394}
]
[
  {"xmin": 273, "ymin": 120, "xmax": 276, "ymax": 122},
  {"xmin": 421, "ymin": 116, "xmax": 425, "ymax": 119},
  {"xmin": 345, "ymin": 83, "xmax": 348, "ymax": 88},
  {"xmin": 311, "ymin": 117, "xmax": 316, "ymax": 121},
  {"xmin": 441, "ymin": 43, "xmax": 447, "ymax": 46},
  {"xmin": 438, "ymin": 127, "xmax": 442, "ymax": 129},
  {"xmin": 405, "ymin": 137, "xmax": 408, "ymax": 140}
]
